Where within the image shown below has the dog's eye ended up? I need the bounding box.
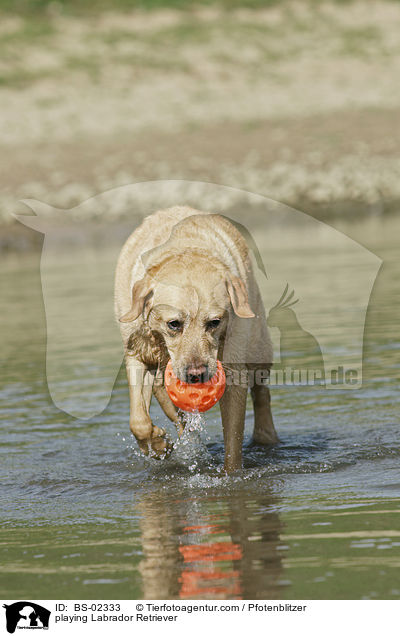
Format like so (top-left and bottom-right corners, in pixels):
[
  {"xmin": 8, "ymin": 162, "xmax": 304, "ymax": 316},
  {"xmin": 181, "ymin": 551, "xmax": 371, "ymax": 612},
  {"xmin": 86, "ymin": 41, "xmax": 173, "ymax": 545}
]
[
  {"xmin": 206, "ymin": 319, "xmax": 221, "ymax": 330},
  {"xmin": 167, "ymin": 320, "xmax": 182, "ymax": 331}
]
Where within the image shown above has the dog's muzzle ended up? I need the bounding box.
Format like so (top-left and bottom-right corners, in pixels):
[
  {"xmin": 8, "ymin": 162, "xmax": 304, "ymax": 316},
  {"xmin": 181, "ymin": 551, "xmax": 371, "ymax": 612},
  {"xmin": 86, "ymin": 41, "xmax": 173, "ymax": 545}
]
[{"xmin": 184, "ymin": 364, "xmax": 209, "ymax": 384}]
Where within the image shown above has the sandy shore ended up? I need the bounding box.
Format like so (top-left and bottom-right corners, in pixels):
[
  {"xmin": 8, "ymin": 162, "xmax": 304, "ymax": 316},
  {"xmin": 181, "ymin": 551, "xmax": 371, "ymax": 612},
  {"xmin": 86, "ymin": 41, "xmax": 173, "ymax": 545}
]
[{"xmin": 1, "ymin": 0, "xmax": 400, "ymax": 244}]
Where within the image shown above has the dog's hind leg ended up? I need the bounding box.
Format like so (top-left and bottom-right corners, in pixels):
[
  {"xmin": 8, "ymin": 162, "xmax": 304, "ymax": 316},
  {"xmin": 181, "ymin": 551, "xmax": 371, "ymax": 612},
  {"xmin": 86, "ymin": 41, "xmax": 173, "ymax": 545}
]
[
  {"xmin": 126, "ymin": 356, "xmax": 172, "ymax": 458},
  {"xmin": 251, "ymin": 381, "xmax": 279, "ymax": 445}
]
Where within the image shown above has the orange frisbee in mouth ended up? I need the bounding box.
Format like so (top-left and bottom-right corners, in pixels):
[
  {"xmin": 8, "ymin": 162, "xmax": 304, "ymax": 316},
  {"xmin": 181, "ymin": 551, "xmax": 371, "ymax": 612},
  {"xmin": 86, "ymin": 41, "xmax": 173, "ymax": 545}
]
[{"xmin": 165, "ymin": 360, "xmax": 226, "ymax": 413}]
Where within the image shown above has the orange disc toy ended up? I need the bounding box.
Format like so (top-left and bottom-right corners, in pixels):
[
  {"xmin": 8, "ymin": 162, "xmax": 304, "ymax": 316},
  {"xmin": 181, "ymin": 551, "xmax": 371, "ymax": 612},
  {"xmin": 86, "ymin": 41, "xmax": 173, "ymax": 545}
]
[{"xmin": 165, "ymin": 360, "xmax": 226, "ymax": 413}]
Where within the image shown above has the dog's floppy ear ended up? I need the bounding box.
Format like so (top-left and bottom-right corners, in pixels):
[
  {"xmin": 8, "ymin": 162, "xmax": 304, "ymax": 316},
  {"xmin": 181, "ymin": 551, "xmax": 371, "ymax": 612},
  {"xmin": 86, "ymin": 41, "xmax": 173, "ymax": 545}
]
[
  {"xmin": 119, "ymin": 276, "xmax": 154, "ymax": 323},
  {"xmin": 226, "ymin": 276, "xmax": 255, "ymax": 318}
]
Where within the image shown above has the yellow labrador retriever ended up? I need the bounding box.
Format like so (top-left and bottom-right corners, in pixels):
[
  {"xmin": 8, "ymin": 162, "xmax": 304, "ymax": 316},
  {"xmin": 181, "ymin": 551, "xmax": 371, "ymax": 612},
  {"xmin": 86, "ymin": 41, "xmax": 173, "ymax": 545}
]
[{"xmin": 114, "ymin": 206, "xmax": 278, "ymax": 472}]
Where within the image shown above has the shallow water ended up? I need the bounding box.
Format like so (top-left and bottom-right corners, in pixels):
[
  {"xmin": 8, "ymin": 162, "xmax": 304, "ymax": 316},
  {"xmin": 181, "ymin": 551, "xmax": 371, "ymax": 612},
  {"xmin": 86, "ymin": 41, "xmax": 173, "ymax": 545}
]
[{"xmin": 0, "ymin": 215, "xmax": 399, "ymax": 600}]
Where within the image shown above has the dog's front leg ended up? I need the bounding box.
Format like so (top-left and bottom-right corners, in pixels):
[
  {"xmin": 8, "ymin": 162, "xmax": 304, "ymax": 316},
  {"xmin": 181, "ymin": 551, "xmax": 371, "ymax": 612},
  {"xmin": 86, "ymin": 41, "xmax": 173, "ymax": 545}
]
[
  {"xmin": 219, "ymin": 383, "xmax": 247, "ymax": 473},
  {"xmin": 152, "ymin": 368, "xmax": 186, "ymax": 437},
  {"xmin": 126, "ymin": 355, "xmax": 171, "ymax": 458}
]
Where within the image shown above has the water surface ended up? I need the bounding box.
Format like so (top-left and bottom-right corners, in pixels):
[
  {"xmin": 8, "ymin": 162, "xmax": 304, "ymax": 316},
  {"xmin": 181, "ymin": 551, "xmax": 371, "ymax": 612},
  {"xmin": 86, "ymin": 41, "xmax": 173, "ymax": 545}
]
[{"xmin": 0, "ymin": 216, "xmax": 399, "ymax": 600}]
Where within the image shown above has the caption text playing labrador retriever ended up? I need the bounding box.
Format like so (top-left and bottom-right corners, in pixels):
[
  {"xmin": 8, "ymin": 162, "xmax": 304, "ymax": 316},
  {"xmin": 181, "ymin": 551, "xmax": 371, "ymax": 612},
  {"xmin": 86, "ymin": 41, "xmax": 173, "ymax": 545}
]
[{"xmin": 114, "ymin": 206, "xmax": 278, "ymax": 472}]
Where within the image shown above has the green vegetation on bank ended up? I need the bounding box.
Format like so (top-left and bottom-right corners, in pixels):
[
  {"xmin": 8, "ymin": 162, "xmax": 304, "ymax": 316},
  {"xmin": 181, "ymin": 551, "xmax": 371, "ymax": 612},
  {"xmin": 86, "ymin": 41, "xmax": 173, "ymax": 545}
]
[{"xmin": 0, "ymin": 0, "xmax": 356, "ymax": 15}]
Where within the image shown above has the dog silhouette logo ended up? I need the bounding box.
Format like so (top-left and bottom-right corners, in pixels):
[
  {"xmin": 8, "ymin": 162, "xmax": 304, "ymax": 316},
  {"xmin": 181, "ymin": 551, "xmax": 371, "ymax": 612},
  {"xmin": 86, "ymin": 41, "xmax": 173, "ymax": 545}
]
[
  {"xmin": 3, "ymin": 602, "xmax": 50, "ymax": 634},
  {"xmin": 14, "ymin": 183, "xmax": 381, "ymax": 416}
]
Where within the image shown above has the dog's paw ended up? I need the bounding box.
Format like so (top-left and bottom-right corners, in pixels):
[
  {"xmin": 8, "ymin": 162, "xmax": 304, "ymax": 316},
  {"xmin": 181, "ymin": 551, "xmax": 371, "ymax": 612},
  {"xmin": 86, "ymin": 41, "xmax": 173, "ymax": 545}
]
[
  {"xmin": 138, "ymin": 426, "xmax": 174, "ymax": 460},
  {"xmin": 252, "ymin": 429, "xmax": 280, "ymax": 445}
]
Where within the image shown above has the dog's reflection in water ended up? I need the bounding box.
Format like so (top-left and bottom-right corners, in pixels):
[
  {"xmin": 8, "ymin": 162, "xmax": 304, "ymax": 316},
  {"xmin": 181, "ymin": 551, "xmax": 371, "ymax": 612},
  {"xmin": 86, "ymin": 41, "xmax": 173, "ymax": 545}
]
[{"xmin": 137, "ymin": 487, "xmax": 286, "ymax": 600}]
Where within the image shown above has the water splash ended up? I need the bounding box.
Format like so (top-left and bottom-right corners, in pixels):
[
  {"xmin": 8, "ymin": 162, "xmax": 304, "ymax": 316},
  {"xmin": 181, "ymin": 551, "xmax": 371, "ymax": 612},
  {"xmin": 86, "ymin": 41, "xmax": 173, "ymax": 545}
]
[
  {"xmin": 181, "ymin": 411, "xmax": 206, "ymax": 434},
  {"xmin": 172, "ymin": 411, "xmax": 213, "ymax": 473}
]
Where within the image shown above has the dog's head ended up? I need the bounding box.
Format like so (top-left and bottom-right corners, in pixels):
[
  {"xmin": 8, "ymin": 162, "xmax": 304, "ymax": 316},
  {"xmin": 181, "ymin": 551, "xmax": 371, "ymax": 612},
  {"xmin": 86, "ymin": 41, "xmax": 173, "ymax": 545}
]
[{"xmin": 119, "ymin": 252, "xmax": 254, "ymax": 382}]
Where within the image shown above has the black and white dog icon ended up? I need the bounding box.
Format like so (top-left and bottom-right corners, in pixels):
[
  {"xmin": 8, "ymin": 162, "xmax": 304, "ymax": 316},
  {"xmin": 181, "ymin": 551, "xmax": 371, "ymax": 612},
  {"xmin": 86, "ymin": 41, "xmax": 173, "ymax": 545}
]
[{"xmin": 3, "ymin": 602, "xmax": 50, "ymax": 634}]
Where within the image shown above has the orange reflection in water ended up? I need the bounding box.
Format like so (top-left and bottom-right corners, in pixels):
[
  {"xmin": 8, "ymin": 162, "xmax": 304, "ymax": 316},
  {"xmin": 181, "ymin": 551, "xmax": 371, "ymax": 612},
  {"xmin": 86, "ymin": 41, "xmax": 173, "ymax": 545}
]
[{"xmin": 179, "ymin": 524, "xmax": 243, "ymax": 599}]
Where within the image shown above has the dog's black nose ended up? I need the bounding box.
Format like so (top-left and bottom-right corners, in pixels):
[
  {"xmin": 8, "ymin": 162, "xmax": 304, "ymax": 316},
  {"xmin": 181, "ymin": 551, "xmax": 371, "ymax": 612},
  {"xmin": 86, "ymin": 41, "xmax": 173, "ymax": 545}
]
[{"xmin": 185, "ymin": 364, "xmax": 209, "ymax": 384}]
